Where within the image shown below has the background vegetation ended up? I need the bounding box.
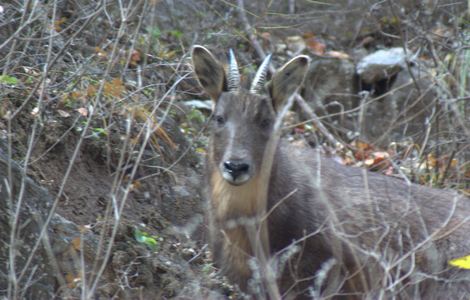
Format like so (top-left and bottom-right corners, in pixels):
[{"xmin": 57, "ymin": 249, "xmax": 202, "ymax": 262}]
[{"xmin": 0, "ymin": 0, "xmax": 468, "ymax": 298}]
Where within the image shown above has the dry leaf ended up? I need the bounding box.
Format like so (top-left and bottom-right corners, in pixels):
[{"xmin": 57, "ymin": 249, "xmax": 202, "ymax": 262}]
[
  {"xmin": 130, "ymin": 180, "xmax": 142, "ymax": 191},
  {"xmin": 57, "ymin": 109, "xmax": 70, "ymax": 118},
  {"xmin": 294, "ymin": 124, "xmax": 305, "ymax": 134},
  {"xmin": 326, "ymin": 51, "xmax": 350, "ymax": 59},
  {"xmin": 130, "ymin": 106, "xmax": 176, "ymax": 149},
  {"xmin": 87, "ymin": 84, "xmax": 97, "ymax": 97},
  {"xmin": 78, "ymin": 225, "xmax": 91, "ymax": 234},
  {"xmin": 426, "ymin": 153, "xmax": 438, "ymax": 168},
  {"xmin": 364, "ymin": 158, "xmax": 375, "ymax": 167},
  {"xmin": 285, "ymin": 36, "xmax": 306, "ymax": 54},
  {"xmin": 449, "ymin": 158, "xmax": 458, "ymax": 168},
  {"xmin": 71, "ymin": 237, "xmax": 81, "ymax": 251},
  {"xmin": 23, "ymin": 66, "xmax": 39, "ymax": 76},
  {"xmin": 95, "ymin": 47, "xmax": 108, "ymax": 58},
  {"xmin": 260, "ymin": 32, "xmax": 271, "ymax": 48},
  {"xmin": 365, "ymin": 151, "xmax": 391, "ymax": 170},
  {"xmin": 65, "ymin": 272, "xmax": 82, "ymax": 288},
  {"xmin": 353, "ymin": 140, "xmax": 374, "ymax": 161},
  {"xmin": 70, "ymin": 91, "xmax": 83, "ymax": 100},
  {"xmin": 159, "ymin": 49, "xmax": 177, "ymax": 59},
  {"xmin": 384, "ymin": 166, "xmax": 395, "ymax": 176},
  {"xmin": 76, "ymin": 107, "xmax": 88, "ymax": 117},
  {"xmin": 104, "ymin": 78, "xmax": 124, "ymax": 98},
  {"xmin": 358, "ymin": 36, "xmax": 375, "ymax": 47},
  {"xmin": 130, "ymin": 50, "xmax": 141, "ymax": 67},
  {"xmin": 65, "ymin": 273, "xmax": 77, "ymax": 288},
  {"xmin": 54, "ymin": 17, "xmax": 67, "ymax": 32},
  {"xmin": 373, "ymin": 151, "xmax": 390, "ymax": 162},
  {"xmin": 303, "ymin": 33, "xmax": 326, "ymax": 56},
  {"xmin": 341, "ymin": 155, "xmax": 354, "ymax": 166},
  {"xmin": 31, "ymin": 107, "xmax": 39, "ymax": 117}
]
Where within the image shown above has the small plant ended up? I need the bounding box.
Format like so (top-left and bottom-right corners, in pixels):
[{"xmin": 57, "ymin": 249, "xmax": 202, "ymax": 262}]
[
  {"xmin": 91, "ymin": 127, "xmax": 108, "ymax": 138},
  {"xmin": 187, "ymin": 107, "xmax": 206, "ymax": 124},
  {"xmin": 0, "ymin": 75, "xmax": 19, "ymax": 86}
]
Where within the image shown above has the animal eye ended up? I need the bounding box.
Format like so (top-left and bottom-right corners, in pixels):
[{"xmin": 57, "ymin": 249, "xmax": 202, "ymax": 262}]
[{"xmin": 214, "ymin": 115, "xmax": 225, "ymax": 125}]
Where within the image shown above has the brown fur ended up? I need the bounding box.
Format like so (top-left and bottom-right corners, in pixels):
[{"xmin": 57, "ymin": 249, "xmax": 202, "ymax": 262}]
[
  {"xmin": 210, "ymin": 170, "xmax": 260, "ymax": 281},
  {"xmin": 211, "ymin": 169, "xmax": 261, "ymax": 220},
  {"xmin": 192, "ymin": 46, "xmax": 470, "ymax": 299}
]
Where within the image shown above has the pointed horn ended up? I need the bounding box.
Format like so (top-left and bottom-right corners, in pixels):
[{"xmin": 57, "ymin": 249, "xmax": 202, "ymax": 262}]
[
  {"xmin": 227, "ymin": 49, "xmax": 240, "ymax": 92},
  {"xmin": 250, "ymin": 54, "xmax": 272, "ymax": 94}
]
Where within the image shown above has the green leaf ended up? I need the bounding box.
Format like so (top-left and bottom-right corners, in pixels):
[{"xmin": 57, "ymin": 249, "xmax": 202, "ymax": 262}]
[
  {"xmin": 169, "ymin": 30, "xmax": 183, "ymax": 39},
  {"xmin": 0, "ymin": 75, "xmax": 19, "ymax": 86},
  {"xmin": 202, "ymin": 263, "xmax": 213, "ymax": 274},
  {"xmin": 449, "ymin": 255, "xmax": 470, "ymax": 269},
  {"xmin": 187, "ymin": 108, "xmax": 205, "ymax": 123},
  {"xmin": 92, "ymin": 127, "xmax": 107, "ymax": 136},
  {"xmin": 151, "ymin": 27, "xmax": 161, "ymax": 40},
  {"xmin": 134, "ymin": 229, "xmax": 158, "ymax": 250},
  {"xmin": 195, "ymin": 147, "xmax": 206, "ymax": 154}
]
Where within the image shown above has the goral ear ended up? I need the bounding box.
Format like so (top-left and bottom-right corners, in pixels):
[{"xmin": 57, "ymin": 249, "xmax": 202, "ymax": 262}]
[
  {"xmin": 191, "ymin": 45, "xmax": 227, "ymax": 102},
  {"xmin": 268, "ymin": 55, "xmax": 309, "ymax": 111}
]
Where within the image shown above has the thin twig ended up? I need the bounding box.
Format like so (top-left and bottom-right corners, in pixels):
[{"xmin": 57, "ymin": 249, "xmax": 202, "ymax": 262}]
[{"xmin": 294, "ymin": 94, "xmax": 345, "ymax": 148}]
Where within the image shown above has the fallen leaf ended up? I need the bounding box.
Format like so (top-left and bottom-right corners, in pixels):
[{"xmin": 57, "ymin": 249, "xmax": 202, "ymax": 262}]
[
  {"xmin": 294, "ymin": 125, "xmax": 305, "ymax": 134},
  {"xmin": 131, "ymin": 180, "xmax": 142, "ymax": 190},
  {"xmin": 87, "ymin": 84, "xmax": 97, "ymax": 97},
  {"xmin": 95, "ymin": 47, "xmax": 108, "ymax": 58},
  {"xmin": 54, "ymin": 17, "xmax": 67, "ymax": 32},
  {"xmin": 76, "ymin": 107, "xmax": 88, "ymax": 117},
  {"xmin": 364, "ymin": 158, "xmax": 376, "ymax": 167},
  {"xmin": 341, "ymin": 155, "xmax": 354, "ymax": 166},
  {"xmin": 365, "ymin": 151, "xmax": 391, "ymax": 170},
  {"xmin": 57, "ymin": 109, "xmax": 70, "ymax": 118},
  {"xmin": 104, "ymin": 78, "xmax": 124, "ymax": 98},
  {"xmin": 326, "ymin": 51, "xmax": 350, "ymax": 59},
  {"xmin": 384, "ymin": 166, "xmax": 395, "ymax": 176},
  {"xmin": 78, "ymin": 225, "xmax": 92, "ymax": 234},
  {"xmin": 353, "ymin": 140, "xmax": 374, "ymax": 161},
  {"xmin": 373, "ymin": 151, "xmax": 390, "ymax": 163},
  {"xmin": 358, "ymin": 36, "xmax": 375, "ymax": 47},
  {"xmin": 130, "ymin": 50, "xmax": 141, "ymax": 67},
  {"xmin": 449, "ymin": 158, "xmax": 458, "ymax": 168},
  {"xmin": 159, "ymin": 49, "xmax": 177, "ymax": 59},
  {"xmin": 303, "ymin": 33, "xmax": 326, "ymax": 56},
  {"xmin": 65, "ymin": 272, "xmax": 82, "ymax": 288},
  {"xmin": 285, "ymin": 36, "xmax": 306, "ymax": 54},
  {"xmin": 426, "ymin": 153, "xmax": 438, "ymax": 168},
  {"xmin": 31, "ymin": 107, "xmax": 39, "ymax": 117},
  {"xmin": 260, "ymin": 32, "xmax": 271, "ymax": 48}
]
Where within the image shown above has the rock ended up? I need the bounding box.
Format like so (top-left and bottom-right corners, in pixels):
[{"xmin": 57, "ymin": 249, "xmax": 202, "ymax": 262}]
[
  {"xmin": 357, "ymin": 47, "xmax": 411, "ymax": 84},
  {"xmin": 0, "ymin": 144, "xmax": 56, "ymax": 298},
  {"xmin": 301, "ymin": 55, "xmax": 357, "ymax": 137},
  {"xmin": 364, "ymin": 66, "xmax": 438, "ymax": 146}
]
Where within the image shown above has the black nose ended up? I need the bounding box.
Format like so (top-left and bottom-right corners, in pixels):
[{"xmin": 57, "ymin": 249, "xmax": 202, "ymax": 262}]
[{"xmin": 223, "ymin": 160, "xmax": 250, "ymax": 179}]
